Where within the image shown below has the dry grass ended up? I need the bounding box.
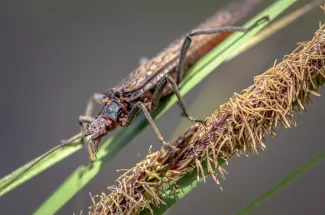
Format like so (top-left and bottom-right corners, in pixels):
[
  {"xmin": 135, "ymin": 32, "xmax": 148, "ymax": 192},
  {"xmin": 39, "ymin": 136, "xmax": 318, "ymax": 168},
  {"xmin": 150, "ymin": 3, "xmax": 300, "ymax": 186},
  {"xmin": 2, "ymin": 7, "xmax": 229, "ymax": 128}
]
[{"xmin": 88, "ymin": 24, "xmax": 325, "ymax": 215}]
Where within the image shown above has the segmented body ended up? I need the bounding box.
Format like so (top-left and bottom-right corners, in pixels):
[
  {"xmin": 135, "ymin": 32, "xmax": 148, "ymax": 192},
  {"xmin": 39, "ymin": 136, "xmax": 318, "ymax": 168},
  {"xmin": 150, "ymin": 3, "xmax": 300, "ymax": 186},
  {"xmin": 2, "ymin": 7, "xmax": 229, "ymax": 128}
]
[{"xmin": 89, "ymin": 0, "xmax": 262, "ymax": 149}]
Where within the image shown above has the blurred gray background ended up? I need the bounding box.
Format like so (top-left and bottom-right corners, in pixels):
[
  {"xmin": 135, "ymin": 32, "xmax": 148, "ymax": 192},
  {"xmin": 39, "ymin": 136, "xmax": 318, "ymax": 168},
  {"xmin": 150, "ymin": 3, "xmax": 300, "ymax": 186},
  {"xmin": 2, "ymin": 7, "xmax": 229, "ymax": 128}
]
[{"xmin": 1, "ymin": 0, "xmax": 325, "ymax": 214}]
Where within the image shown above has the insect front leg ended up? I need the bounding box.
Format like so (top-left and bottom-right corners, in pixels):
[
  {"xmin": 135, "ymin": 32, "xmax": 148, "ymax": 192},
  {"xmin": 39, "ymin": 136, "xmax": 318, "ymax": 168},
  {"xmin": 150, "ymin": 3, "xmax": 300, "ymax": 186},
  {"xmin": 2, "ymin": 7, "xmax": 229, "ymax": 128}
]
[
  {"xmin": 79, "ymin": 137, "xmax": 102, "ymax": 177},
  {"xmin": 77, "ymin": 144, "xmax": 96, "ymax": 177},
  {"xmin": 152, "ymin": 75, "xmax": 205, "ymax": 124},
  {"xmin": 61, "ymin": 92, "xmax": 102, "ymax": 145},
  {"xmin": 126, "ymin": 101, "xmax": 178, "ymax": 151},
  {"xmin": 176, "ymin": 16, "xmax": 269, "ymax": 83},
  {"xmin": 62, "ymin": 93, "xmax": 104, "ymax": 146},
  {"xmin": 79, "ymin": 93, "xmax": 105, "ymax": 130},
  {"xmin": 63, "ymin": 93, "xmax": 105, "ymax": 176}
]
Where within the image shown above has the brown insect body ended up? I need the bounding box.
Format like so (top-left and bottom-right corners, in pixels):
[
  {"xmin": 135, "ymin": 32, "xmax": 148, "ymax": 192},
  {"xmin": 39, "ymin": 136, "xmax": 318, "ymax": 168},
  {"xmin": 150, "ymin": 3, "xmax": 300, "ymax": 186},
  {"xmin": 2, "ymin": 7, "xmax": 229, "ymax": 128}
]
[{"xmin": 90, "ymin": 0, "xmax": 261, "ymax": 146}]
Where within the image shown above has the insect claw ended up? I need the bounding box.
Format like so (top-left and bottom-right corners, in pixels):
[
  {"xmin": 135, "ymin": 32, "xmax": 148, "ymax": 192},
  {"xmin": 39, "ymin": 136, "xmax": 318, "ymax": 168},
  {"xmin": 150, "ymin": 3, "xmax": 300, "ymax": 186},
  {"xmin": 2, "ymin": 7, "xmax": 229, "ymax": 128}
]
[
  {"xmin": 187, "ymin": 116, "xmax": 206, "ymax": 126},
  {"xmin": 247, "ymin": 16, "xmax": 270, "ymax": 31},
  {"xmin": 162, "ymin": 141, "xmax": 179, "ymax": 152},
  {"xmin": 195, "ymin": 119, "xmax": 207, "ymax": 126},
  {"xmin": 78, "ymin": 162, "xmax": 94, "ymax": 178}
]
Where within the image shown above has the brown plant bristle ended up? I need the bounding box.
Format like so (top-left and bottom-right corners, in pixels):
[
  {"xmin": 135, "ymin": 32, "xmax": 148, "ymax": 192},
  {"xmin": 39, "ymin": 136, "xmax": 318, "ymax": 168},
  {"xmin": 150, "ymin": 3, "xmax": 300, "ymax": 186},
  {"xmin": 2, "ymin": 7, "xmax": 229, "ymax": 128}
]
[{"xmin": 88, "ymin": 25, "xmax": 325, "ymax": 215}]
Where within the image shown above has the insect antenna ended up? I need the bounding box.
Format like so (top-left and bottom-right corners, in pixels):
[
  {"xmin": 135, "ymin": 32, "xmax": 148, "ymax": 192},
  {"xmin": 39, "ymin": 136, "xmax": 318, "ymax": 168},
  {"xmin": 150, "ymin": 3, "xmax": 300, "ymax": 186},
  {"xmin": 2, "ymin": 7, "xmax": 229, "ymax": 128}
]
[{"xmin": 0, "ymin": 132, "xmax": 88, "ymax": 193}]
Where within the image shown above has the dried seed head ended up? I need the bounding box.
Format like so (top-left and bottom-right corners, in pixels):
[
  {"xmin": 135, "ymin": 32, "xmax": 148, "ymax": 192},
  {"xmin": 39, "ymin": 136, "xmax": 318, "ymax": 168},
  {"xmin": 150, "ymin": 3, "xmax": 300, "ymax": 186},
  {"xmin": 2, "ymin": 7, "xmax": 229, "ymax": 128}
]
[{"xmin": 88, "ymin": 25, "xmax": 325, "ymax": 215}]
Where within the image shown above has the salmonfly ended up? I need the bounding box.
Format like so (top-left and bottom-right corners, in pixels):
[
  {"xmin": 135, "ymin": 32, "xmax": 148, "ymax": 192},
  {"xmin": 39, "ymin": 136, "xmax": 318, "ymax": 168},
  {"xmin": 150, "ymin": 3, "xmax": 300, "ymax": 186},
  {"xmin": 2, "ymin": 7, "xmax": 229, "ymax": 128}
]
[{"xmin": 0, "ymin": 0, "xmax": 268, "ymax": 192}]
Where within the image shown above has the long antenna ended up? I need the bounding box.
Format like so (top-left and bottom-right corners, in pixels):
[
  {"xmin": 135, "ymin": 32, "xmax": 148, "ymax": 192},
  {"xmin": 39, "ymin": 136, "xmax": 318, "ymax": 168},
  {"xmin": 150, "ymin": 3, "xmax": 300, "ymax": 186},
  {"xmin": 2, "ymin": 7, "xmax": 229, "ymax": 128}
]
[{"xmin": 0, "ymin": 132, "xmax": 87, "ymax": 193}]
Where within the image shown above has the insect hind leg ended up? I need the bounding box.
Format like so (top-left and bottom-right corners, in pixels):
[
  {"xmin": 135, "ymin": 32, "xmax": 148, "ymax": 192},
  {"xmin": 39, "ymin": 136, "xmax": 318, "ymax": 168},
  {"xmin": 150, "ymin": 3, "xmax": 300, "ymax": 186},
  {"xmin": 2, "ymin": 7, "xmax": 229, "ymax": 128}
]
[
  {"xmin": 78, "ymin": 141, "xmax": 96, "ymax": 177},
  {"xmin": 176, "ymin": 16, "xmax": 269, "ymax": 84}
]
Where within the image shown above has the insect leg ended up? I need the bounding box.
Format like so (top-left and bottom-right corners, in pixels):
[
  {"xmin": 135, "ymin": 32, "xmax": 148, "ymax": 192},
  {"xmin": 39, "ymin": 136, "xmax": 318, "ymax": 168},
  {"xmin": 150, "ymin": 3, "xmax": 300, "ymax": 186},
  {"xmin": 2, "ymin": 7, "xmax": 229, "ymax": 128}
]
[
  {"xmin": 78, "ymin": 141, "xmax": 96, "ymax": 177},
  {"xmin": 152, "ymin": 75, "xmax": 204, "ymax": 124},
  {"xmin": 62, "ymin": 93, "xmax": 104, "ymax": 145},
  {"xmin": 61, "ymin": 93, "xmax": 105, "ymax": 176},
  {"xmin": 126, "ymin": 101, "xmax": 178, "ymax": 151},
  {"xmin": 176, "ymin": 16, "xmax": 269, "ymax": 83},
  {"xmin": 79, "ymin": 93, "xmax": 105, "ymax": 129},
  {"xmin": 79, "ymin": 115, "xmax": 96, "ymax": 125},
  {"xmin": 77, "ymin": 93, "xmax": 105, "ymax": 175}
]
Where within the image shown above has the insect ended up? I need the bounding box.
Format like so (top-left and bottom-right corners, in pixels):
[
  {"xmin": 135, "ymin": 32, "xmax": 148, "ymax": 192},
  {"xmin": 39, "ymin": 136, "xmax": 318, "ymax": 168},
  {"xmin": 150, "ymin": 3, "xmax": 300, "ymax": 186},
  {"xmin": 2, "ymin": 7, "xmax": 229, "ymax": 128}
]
[
  {"xmin": 0, "ymin": 0, "xmax": 268, "ymax": 192},
  {"xmin": 67, "ymin": 5, "xmax": 268, "ymax": 163}
]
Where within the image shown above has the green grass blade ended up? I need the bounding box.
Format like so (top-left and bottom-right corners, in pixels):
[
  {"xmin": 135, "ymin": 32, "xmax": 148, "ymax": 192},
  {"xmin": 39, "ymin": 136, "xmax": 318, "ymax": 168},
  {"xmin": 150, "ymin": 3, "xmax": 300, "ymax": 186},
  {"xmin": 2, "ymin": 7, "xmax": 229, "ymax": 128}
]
[
  {"xmin": 0, "ymin": 141, "xmax": 82, "ymax": 197},
  {"xmin": 34, "ymin": 1, "xmax": 295, "ymax": 214},
  {"xmin": 236, "ymin": 150, "xmax": 325, "ymax": 215},
  {"xmin": 146, "ymin": 149, "xmax": 325, "ymax": 215},
  {"xmin": 141, "ymin": 159, "xmax": 226, "ymax": 215}
]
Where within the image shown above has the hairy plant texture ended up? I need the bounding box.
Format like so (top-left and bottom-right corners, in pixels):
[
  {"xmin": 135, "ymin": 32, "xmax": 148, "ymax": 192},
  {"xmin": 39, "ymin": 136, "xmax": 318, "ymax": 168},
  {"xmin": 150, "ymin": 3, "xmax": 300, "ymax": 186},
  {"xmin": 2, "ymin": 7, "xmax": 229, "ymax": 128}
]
[{"xmin": 88, "ymin": 24, "xmax": 325, "ymax": 215}]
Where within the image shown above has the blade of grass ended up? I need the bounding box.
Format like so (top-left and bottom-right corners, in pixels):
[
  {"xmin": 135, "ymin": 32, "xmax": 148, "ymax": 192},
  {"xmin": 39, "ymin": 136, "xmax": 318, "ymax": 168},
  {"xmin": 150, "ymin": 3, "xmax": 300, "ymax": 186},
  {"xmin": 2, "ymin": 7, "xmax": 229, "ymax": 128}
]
[
  {"xmin": 34, "ymin": 1, "xmax": 296, "ymax": 214},
  {"xmin": 233, "ymin": 0, "xmax": 325, "ymax": 59},
  {"xmin": 141, "ymin": 159, "xmax": 226, "ymax": 215},
  {"xmin": 0, "ymin": 139, "xmax": 83, "ymax": 197},
  {"xmin": 147, "ymin": 143, "xmax": 325, "ymax": 215},
  {"xmin": 236, "ymin": 150, "xmax": 325, "ymax": 215},
  {"xmin": 141, "ymin": 150, "xmax": 325, "ymax": 215}
]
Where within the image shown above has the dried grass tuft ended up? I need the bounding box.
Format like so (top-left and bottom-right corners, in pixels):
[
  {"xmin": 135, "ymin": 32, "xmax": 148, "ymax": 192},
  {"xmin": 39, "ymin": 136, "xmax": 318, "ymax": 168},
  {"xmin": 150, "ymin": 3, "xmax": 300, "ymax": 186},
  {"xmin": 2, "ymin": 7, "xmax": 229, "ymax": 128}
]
[{"xmin": 89, "ymin": 24, "xmax": 325, "ymax": 215}]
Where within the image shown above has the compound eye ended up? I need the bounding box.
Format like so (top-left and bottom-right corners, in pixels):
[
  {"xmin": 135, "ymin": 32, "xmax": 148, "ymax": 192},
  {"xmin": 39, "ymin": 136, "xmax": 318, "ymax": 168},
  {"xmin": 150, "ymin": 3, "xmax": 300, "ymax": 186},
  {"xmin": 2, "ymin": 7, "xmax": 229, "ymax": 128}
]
[{"xmin": 105, "ymin": 123, "xmax": 111, "ymax": 131}]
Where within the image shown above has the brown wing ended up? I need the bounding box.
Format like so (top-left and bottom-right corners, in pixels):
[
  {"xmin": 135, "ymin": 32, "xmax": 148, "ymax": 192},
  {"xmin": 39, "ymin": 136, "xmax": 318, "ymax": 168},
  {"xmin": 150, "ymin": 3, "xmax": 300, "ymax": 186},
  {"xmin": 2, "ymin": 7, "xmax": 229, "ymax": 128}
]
[
  {"xmin": 111, "ymin": 36, "xmax": 183, "ymax": 93},
  {"xmin": 110, "ymin": 0, "xmax": 261, "ymax": 95}
]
